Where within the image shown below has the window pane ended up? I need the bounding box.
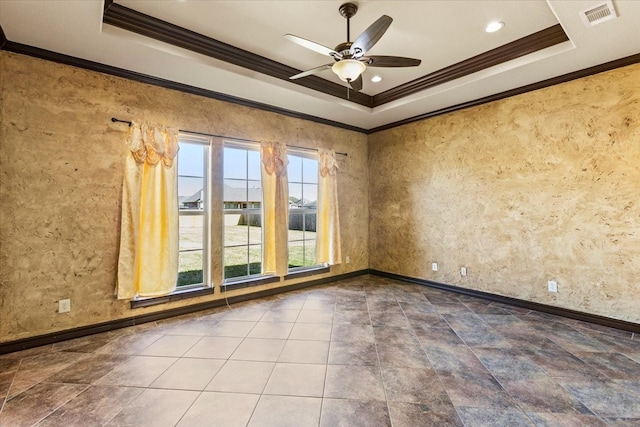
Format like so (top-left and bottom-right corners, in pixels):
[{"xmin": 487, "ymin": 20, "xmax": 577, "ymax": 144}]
[
  {"xmin": 224, "ymin": 147, "xmax": 247, "ymax": 179},
  {"xmin": 224, "ymin": 178, "xmax": 247, "ymax": 206},
  {"xmin": 304, "ymin": 240, "xmax": 317, "ymax": 266},
  {"xmin": 225, "ymin": 215, "xmax": 249, "ymax": 246},
  {"xmin": 302, "ymin": 183, "xmax": 317, "ymax": 207},
  {"xmin": 303, "ymin": 157, "xmax": 318, "ymax": 183},
  {"xmin": 223, "ymin": 143, "xmax": 264, "ymax": 281},
  {"xmin": 249, "ymin": 245, "xmax": 262, "ymax": 275},
  {"xmin": 177, "ymin": 139, "xmax": 207, "ymax": 288},
  {"xmin": 178, "ymin": 143, "xmax": 204, "ymax": 177},
  {"xmin": 247, "ymin": 149, "xmax": 261, "ymax": 180},
  {"xmin": 289, "ymin": 183, "xmax": 302, "ymax": 207},
  {"xmin": 288, "ymin": 155, "xmax": 302, "ymax": 182},
  {"xmin": 178, "ymin": 250, "xmax": 203, "ymax": 286},
  {"xmin": 249, "ymin": 218, "xmax": 262, "ymax": 244},
  {"xmin": 225, "ymin": 246, "xmax": 249, "ymax": 279}
]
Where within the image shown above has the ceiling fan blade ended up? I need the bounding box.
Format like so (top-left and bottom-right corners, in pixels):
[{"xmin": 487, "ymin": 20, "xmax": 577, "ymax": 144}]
[
  {"xmin": 350, "ymin": 15, "xmax": 392, "ymax": 57},
  {"xmin": 284, "ymin": 34, "xmax": 341, "ymax": 58},
  {"xmin": 289, "ymin": 64, "xmax": 333, "ymax": 80},
  {"xmin": 348, "ymin": 75, "xmax": 363, "ymax": 92},
  {"xmin": 365, "ymin": 55, "xmax": 422, "ymax": 67}
]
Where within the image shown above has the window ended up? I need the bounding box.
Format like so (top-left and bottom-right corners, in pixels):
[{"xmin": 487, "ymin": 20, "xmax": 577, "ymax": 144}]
[
  {"xmin": 287, "ymin": 152, "xmax": 320, "ymax": 270},
  {"xmin": 223, "ymin": 143, "xmax": 263, "ymax": 280},
  {"xmin": 177, "ymin": 136, "xmax": 210, "ymax": 288}
]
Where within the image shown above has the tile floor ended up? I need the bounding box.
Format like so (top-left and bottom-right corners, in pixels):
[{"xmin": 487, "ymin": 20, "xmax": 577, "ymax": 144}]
[{"xmin": 1, "ymin": 275, "xmax": 639, "ymax": 426}]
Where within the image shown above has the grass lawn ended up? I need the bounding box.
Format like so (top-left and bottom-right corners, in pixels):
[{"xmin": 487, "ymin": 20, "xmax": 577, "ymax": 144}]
[{"xmin": 178, "ymin": 220, "xmax": 318, "ymax": 286}]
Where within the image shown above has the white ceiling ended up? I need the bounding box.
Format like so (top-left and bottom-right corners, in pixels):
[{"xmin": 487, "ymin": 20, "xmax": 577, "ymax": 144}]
[{"xmin": 1, "ymin": 0, "xmax": 639, "ymax": 131}]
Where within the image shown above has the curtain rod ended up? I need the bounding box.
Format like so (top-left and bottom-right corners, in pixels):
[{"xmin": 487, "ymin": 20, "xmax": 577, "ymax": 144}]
[{"xmin": 111, "ymin": 117, "xmax": 347, "ymax": 156}]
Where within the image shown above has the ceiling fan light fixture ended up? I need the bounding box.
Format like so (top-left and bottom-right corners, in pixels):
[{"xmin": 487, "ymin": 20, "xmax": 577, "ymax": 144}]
[
  {"xmin": 485, "ymin": 21, "xmax": 505, "ymax": 33},
  {"xmin": 332, "ymin": 59, "xmax": 366, "ymax": 82}
]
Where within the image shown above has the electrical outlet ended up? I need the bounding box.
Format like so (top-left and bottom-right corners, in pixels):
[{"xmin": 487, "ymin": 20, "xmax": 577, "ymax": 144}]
[
  {"xmin": 58, "ymin": 299, "xmax": 71, "ymax": 313},
  {"xmin": 461, "ymin": 267, "xmax": 467, "ymax": 276},
  {"xmin": 432, "ymin": 262, "xmax": 438, "ymax": 272},
  {"xmin": 345, "ymin": 255, "xmax": 350, "ymax": 264},
  {"xmin": 547, "ymin": 280, "xmax": 558, "ymax": 293}
]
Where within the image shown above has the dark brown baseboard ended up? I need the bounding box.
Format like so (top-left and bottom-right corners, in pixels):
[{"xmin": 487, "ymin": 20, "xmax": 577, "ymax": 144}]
[
  {"xmin": 370, "ymin": 269, "xmax": 640, "ymax": 334},
  {"xmin": 0, "ymin": 269, "xmax": 368, "ymax": 355}
]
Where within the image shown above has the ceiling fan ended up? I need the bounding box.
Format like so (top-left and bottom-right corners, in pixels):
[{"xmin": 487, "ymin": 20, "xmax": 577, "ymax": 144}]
[{"xmin": 285, "ymin": 2, "xmax": 421, "ymax": 93}]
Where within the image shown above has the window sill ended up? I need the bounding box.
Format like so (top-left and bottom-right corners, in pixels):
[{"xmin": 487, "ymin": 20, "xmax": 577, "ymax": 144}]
[
  {"xmin": 284, "ymin": 266, "xmax": 330, "ymax": 280},
  {"xmin": 130, "ymin": 286, "xmax": 214, "ymax": 309},
  {"xmin": 222, "ymin": 275, "xmax": 281, "ymax": 290}
]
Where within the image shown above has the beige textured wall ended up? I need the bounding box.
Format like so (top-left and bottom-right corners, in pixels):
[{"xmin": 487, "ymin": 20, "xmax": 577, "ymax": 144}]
[
  {"xmin": 369, "ymin": 63, "xmax": 640, "ymax": 324},
  {"xmin": 0, "ymin": 52, "xmax": 369, "ymax": 342}
]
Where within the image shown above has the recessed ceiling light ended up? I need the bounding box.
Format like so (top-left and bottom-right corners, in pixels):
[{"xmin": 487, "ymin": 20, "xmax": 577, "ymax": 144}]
[
  {"xmin": 371, "ymin": 75, "xmax": 382, "ymax": 83},
  {"xmin": 485, "ymin": 21, "xmax": 505, "ymax": 33}
]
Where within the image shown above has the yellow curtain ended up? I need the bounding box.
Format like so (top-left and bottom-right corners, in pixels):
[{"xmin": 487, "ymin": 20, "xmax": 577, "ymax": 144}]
[
  {"xmin": 317, "ymin": 148, "xmax": 342, "ymax": 265},
  {"xmin": 117, "ymin": 122, "xmax": 180, "ymax": 299},
  {"xmin": 261, "ymin": 141, "xmax": 289, "ymax": 276}
]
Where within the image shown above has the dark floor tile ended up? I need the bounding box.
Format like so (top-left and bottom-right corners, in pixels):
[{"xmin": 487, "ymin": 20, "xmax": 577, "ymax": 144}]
[
  {"xmin": 413, "ymin": 325, "xmax": 465, "ymax": 347},
  {"xmin": 0, "ymin": 345, "xmax": 52, "ymax": 361},
  {"xmin": 11, "ymin": 351, "xmax": 88, "ymax": 390},
  {"xmin": 381, "ymin": 366, "xmax": 445, "ymax": 404},
  {"xmin": 331, "ymin": 324, "xmax": 375, "ymax": 343},
  {"xmin": 333, "ymin": 309, "xmax": 371, "ymax": 325},
  {"xmin": 366, "ymin": 300, "xmax": 401, "ymax": 312},
  {"xmin": 477, "ymin": 313, "xmax": 525, "ymax": 327},
  {"xmin": 373, "ymin": 326, "xmax": 418, "ymax": 346},
  {"xmin": 388, "ymin": 401, "xmax": 463, "ymax": 427},
  {"xmin": 324, "ymin": 365, "xmax": 386, "ymax": 401},
  {"xmin": 328, "ymin": 341, "xmax": 378, "ymax": 365},
  {"xmin": 474, "ymin": 348, "xmax": 546, "ymax": 380},
  {"xmin": 0, "ymin": 382, "xmax": 88, "ymax": 427},
  {"xmin": 575, "ymin": 351, "xmax": 640, "ymax": 380},
  {"xmin": 35, "ymin": 385, "xmax": 143, "ymax": 427},
  {"xmin": 602, "ymin": 417, "xmax": 640, "ymax": 426},
  {"xmin": 456, "ymin": 406, "xmax": 535, "ymax": 426},
  {"xmin": 502, "ymin": 376, "xmax": 594, "ymax": 414},
  {"xmin": 335, "ymin": 299, "xmax": 369, "ymax": 311},
  {"xmin": 423, "ymin": 344, "xmax": 486, "ymax": 373},
  {"xmin": 51, "ymin": 333, "xmax": 112, "ymax": 353},
  {"xmin": 463, "ymin": 301, "xmax": 511, "ymax": 315},
  {"xmin": 406, "ymin": 313, "xmax": 449, "ymax": 329},
  {"xmin": 526, "ymin": 412, "xmax": 608, "ymax": 426},
  {"xmin": 370, "ymin": 311, "xmax": 411, "ymax": 328},
  {"xmin": 558, "ymin": 377, "xmax": 640, "ymax": 418},
  {"xmin": 521, "ymin": 348, "xmax": 603, "ymax": 379},
  {"xmin": 320, "ymin": 399, "xmax": 390, "ymax": 427},
  {"xmin": 399, "ymin": 302, "xmax": 438, "ymax": 315},
  {"xmin": 46, "ymin": 354, "xmax": 130, "ymax": 384},
  {"xmin": 437, "ymin": 370, "xmax": 516, "ymax": 409},
  {"xmin": 377, "ymin": 343, "xmax": 431, "ymax": 369},
  {"xmin": 455, "ymin": 328, "xmax": 512, "ymax": 348}
]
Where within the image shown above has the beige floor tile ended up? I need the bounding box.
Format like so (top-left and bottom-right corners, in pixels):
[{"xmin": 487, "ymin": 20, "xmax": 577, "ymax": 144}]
[
  {"xmin": 105, "ymin": 388, "xmax": 199, "ymax": 427},
  {"xmin": 248, "ymin": 395, "xmax": 322, "ymax": 427},
  {"xmin": 182, "ymin": 336, "xmax": 243, "ymax": 359},
  {"xmin": 177, "ymin": 392, "xmax": 259, "ymax": 427},
  {"xmin": 278, "ymin": 340, "xmax": 329, "ymax": 364},
  {"xmin": 230, "ymin": 338, "xmax": 286, "ymax": 362},
  {"xmin": 263, "ymin": 363, "xmax": 326, "ymax": 397},
  {"xmin": 150, "ymin": 358, "xmax": 225, "ymax": 390},
  {"xmin": 206, "ymin": 360, "xmax": 275, "ymax": 393}
]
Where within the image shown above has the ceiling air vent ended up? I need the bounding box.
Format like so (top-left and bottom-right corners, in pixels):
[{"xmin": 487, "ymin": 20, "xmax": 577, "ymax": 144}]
[{"xmin": 580, "ymin": 0, "xmax": 617, "ymax": 27}]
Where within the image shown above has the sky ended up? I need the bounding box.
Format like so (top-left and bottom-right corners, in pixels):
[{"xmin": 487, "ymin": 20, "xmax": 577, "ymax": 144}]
[{"xmin": 178, "ymin": 143, "xmax": 318, "ymax": 203}]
